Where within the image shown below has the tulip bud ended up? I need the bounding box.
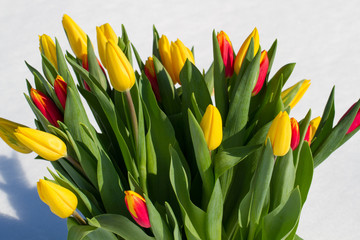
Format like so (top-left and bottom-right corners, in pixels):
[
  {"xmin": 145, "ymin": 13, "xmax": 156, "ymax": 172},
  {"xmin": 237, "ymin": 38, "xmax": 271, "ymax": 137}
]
[
  {"xmin": 30, "ymin": 88, "xmax": 63, "ymax": 127},
  {"xmin": 281, "ymin": 80, "xmax": 311, "ymax": 109},
  {"xmin": 234, "ymin": 28, "xmax": 260, "ymax": 75},
  {"xmin": 124, "ymin": 191, "xmax": 151, "ymax": 228},
  {"xmin": 14, "ymin": 127, "xmax": 67, "ymax": 161},
  {"xmin": 37, "ymin": 179, "xmax": 77, "ymax": 218},
  {"xmin": 252, "ymin": 50, "xmax": 269, "ymax": 96},
  {"xmin": 105, "ymin": 41, "xmax": 135, "ymax": 92},
  {"xmin": 62, "ymin": 14, "xmax": 87, "ymax": 61},
  {"xmin": 159, "ymin": 35, "xmax": 194, "ymax": 85},
  {"xmin": 39, "ymin": 34, "xmax": 57, "ymax": 70},
  {"xmin": 216, "ymin": 31, "xmax": 234, "ymax": 78},
  {"xmin": 339, "ymin": 103, "xmax": 360, "ymax": 134},
  {"xmin": 170, "ymin": 39, "xmax": 195, "ymax": 85},
  {"xmin": 200, "ymin": 105, "xmax": 223, "ymax": 150},
  {"xmin": 96, "ymin": 23, "xmax": 118, "ymax": 69},
  {"xmin": 144, "ymin": 57, "xmax": 161, "ymax": 101},
  {"xmin": 0, "ymin": 118, "xmax": 32, "ymax": 153},
  {"xmin": 54, "ymin": 75, "xmax": 67, "ymax": 109},
  {"xmin": 304, "ymin": 116, "xmax": 321, "ymax": 144},
  {"xmin": 290, "ymin": 118, "xmax": 300, "ymax": 150},
  {"xmin": 266, "ymin": 111, "xmax": 292, "ymax": 156}
]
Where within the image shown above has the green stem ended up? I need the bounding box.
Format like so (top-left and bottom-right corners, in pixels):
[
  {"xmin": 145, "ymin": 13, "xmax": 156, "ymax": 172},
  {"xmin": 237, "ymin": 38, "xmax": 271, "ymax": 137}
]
[
  {"xmin": 66, "ymin": 156, "xmax": 86, "ymax": 176},
  {"xmin": 72, "ymin": 210, "xmax": 87, "ymax": 225},
  {"xmin": 125, "ymin": 90, "xmax": 138, "ymax": 149}
]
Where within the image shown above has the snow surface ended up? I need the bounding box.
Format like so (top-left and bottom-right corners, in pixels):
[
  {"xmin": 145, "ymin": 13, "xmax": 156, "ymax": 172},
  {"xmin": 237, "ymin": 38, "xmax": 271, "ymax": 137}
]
[{"xmin": 0, "ymin": 0, "xmax": 360, "ymax": 239}]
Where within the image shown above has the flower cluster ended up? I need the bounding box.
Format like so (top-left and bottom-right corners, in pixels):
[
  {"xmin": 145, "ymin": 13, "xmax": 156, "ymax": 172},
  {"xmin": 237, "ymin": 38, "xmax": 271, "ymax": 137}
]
[{"xmin": 0, "ymin": 14, "xmax": 359, "ymax": 240}]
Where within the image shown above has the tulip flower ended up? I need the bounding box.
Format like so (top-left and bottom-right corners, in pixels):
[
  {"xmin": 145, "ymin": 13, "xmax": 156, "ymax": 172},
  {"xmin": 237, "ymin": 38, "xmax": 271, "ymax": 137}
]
[
  {"xmin": 304, "ymin": 116, "xmax": 321, "ymax": 144},
  {"xmin": 54, "ymin": 75, "xmax": 67, "ymax": 109},
  {"xmin": 144, "ymin": 57, "xmax": 161, "ymax": 101},
  {"xmin": 96, "ymin": 23, "xmax": 118, "ymax": 69},
  {"xmin": 281, "ymin": 80, "xmax": 311, "ymax": 109},
  {"xmin": 200, "ymin": 105, "xmax": 223, "ymax": 151},
  {"xmin": 30, "ymin": 88, "xmax": 63, "ymax": 127},
  {"xmin": 252, "ymin": 50, "xmax": 269, "ymax": 96},
  {"xmin": 37, "ymin": 179, "xmax": 77, "ymax": 218},
  {"xmin": 0, "ymin": 118, "xmax": 32, "ymax": 153},
  {"xmin": 124, "ymin": 191, "xmax": 151, "ymax": 228},
  {"xmin": 62, "ymin": 14, "xmax": 87, "ymax": 61},
  {"xmin": 290, "ymin": 117, "xmax": 300, "ymax": 150},
  {"xmin": 266, "ymin": 111, "xmax": 292, "ymax": 156},
  {"xmin": 234, "ymin": 28, "xmax": 260, "ymax": 75},
  {"xmin": 14, "ymin": 127, "xmax": 67, "ymax": 161},
  {"xmin": 39, "ymin": 34, "xmax": 57, "ymax": 70},
  {"xmin": 339, "ymin": 103, "xmax": 360, "ymax": 134},
  {"xmin": 217, "ymin": 31, "xmax": 234, "ymax": 78},
  {"xmin": 159, "ymin": 35, "xmax": 194, "ymax": 85},
  {"xmin": 106, "ymin": 40, "xmax": 135, "ymax": 92}
]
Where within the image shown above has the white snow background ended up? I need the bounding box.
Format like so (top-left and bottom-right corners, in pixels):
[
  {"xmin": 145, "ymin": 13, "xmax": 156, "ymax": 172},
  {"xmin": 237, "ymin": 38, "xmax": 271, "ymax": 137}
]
[{"xmin": 0, "ymin": 0, "xmax": 359, "ymax": 239}]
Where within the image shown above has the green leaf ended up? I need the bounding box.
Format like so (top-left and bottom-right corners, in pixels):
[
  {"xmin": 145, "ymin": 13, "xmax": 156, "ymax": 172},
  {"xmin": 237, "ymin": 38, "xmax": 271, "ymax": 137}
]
[
  {"xmin": 225, "ymin": 48, "xmax": 261, "ymax": 138},
  {"xmin": 212, "ymin": 30, "xmax": 228, "ymax": 121},
  {"xmin": 214, "ymin": 145, "xmax": 261, "ymax": 179},
  {"xmin": 314, "ymin": 99, "xmax": 360, "ymax": 167},
  {"xmin": 165, "ymin": 202, "xmax": 182, "ymax": 240},
  {"xmin": 265, "ymin": 39, "xmax": 277, "ymax": 78},
  {"xmin": 188, "ymin": 110, "xmax": 215, "ymax": 206},
  {"xmin": 41, "ymin": 52, "xmax": 58, "ymax": 85},
  {"xmin": 206, "ymin": 180, "xmax": 223, "ymax": 240},
  {"xmin": 262, "ymin": 188, "xmax": 302, "ymax": 240},
  {"xmin": 294, "ymin": 143, "xmax": 314, "ymax": 205},
  {"xmin": 97, "ymin": 149, "xmax": 127, "ymax": 215},
  {"xmin": 268, "ymin": 63, "xmax": 296, "ymax": 89},
  {"xmin": 132, "ymin": 43, "xmax": 145, "ymax": 70},
  {"xmin": 152, "ymin": 25, "xmax": 161, "ymax": 60},
  {"xmin": 68, "ymin": 225, "xmax": 117, "ymax": 240},
  {"xmin": 55, "ymin": 38, "xmax": 71, "ymax": 81},
  {"xmin": 145, "ymin": 195, "xmax": 173, "ymax": 240},
  {"xmin": 169, "ymin": 146, "xmax": 206, "ymax": 239},
  {"xmin": 87, "ymin": 36, "xmax": 108, "ymax": 91},
  {"xmin": 270, "ymin": 149, "xmax": 296, "ymax": 210},
  {"xmin": 88, "ymin": 214, "xmax": 154, "ymax": 240},
  {"xmin": 204, "ymin": 63, "xmax": 214, "ymax": 95}
]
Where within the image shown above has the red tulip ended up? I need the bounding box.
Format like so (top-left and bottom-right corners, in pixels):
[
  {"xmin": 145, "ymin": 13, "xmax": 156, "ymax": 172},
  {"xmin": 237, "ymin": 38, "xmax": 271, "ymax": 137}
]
[
  {"xmin": 290, "ymin": 118, "xmax": 300, "ymax": 150},
  {"xmin": 217, "ymin": 31, "xmax": 234, "ymax": 78},
  {"xmin": 124, "ymin": 191, "xmax": 150, "ymax": 228},
  {"xmin": 339, "ymin": 103, "xmax": 360, "ymax": 134},
  {"xmin": 252, "ymin": 50, "xmax": 269, "ymax": 96},
  {"xmin": 144, "ymin": 57, "xmax": 161, "ymax": 101},
  {"xmin": 54, "ymin": 75, "xmax": 67, "ymax": 109}
]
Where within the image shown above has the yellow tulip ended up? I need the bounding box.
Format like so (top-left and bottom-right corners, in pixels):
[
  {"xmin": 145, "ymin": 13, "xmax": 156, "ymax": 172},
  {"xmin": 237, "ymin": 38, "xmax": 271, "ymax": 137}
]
[
  {"xmin": 37, "ymin": 179, "xmax": 77, "ymax": 218},
  {"xmin": 39, "ymin": 34, "xmax": 58, "ymax": 70},
  {"xmin": 105, "ymin": 40, "xmax": 135, "ymax": 92},
  {"xmin": 200, "ymin": 105, "xmax": 223, "ymax": 150},
  {"xmin": 14, "ymin": 127, "xmax": 67, "ymax": 161},
  {"xmin": 281, "ymin": 80, "xmax": 311, "ymax": 109},
  {"xmin": 234, "ymin": 28, "xmax": 260, "ymax": 74},
  {"xmin": 159, "ymin": 35, "xmax": 194, "ymax": 85},
  {"xmin": 96, "ymin": 23, "xmax": 118, "ymax": 68},
  {"xmin": 0, "ymin": 118, "xmax": 32, "ymax": 153},
  {"xmin": 62, "ymin": 14, "xmax": 87, "ymax": 61},
  {"xmin": 266, "ymin": 111, "xmax": 292, "ymax": 156}
]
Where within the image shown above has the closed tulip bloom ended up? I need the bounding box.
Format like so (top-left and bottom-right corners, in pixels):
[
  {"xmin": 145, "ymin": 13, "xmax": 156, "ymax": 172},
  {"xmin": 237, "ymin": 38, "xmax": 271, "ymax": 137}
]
[
  {"xmin": 106, "ymin": 41, "xmax": 135, "ymax": 92},
  {"xmin": 304, "ymin": 116, "xmax": 321, "ymax": 144},
  {"xmin": 266, "ymin": 111, "xmax": 292, "ymax": 156},
  {"xmin": 0, "ymin": 118, "xmax": 32, "ymax": 153},
  {"xmin": 31, "ymin": 88, "xmax": 63, "ymax": 127},
  {"xmin": 96, "ymin": 23, "xmax": 118, "ymax": 68},
  {"xmin": 234, "ymin": 28, "xmax": 260, "ymax": 74},
  {"xmin": 124, "ymin": 191, "xmax": 150, "ymax": 228},
  {"xmin": 39, "ymin": 34, "xmax": 57, "ymax": 70},
  {"xmin": 62, "ymin": 14, "xmax": 87, "ymax": 61},
  {"xmin": 339, "ymin": 103, "xmax": 360, "ymax": 134},
  {"xmin": 144, "ymin": 57, "xmax": 161, "ymax": 101},
  {"xmin": 290, "ymin": 118, "xmax": 300, "ymax": 150},
  {"xmin": 200, "ymin": 105, "xmax": 223, "ymax": 150},
  {"xmin": 54, "ymin": 75, "xmax": 67, "ymax": 109},
  {"xmin": 252, "ymin": 50, "xmax": 269, "ymax": 96},
  {"xmin": 158, "ymin": 35, "xmax": 176, "ymax": 83},
  {"xmin": 14, "ymin": 127, "xmax": 67, "ymax": 161},
  {"xmin": 37, "ymin": 179, "xmax": 77, "ymax": 218},
  {"xmin": 281, "ymin": 80, "xmax": 311, "ymax": 109},
  {"xmin": 217, "ymin": 31, "xmax": 234, "ymax": 78},
  {"xmin": 170, "ymin": 39, "xmax": 195, "ymax": 85}
]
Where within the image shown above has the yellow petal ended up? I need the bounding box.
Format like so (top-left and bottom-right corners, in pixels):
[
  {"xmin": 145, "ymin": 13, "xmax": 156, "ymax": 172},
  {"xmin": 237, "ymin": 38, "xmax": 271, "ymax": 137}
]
[
  {"xmin": 62, "ymin": 14, "xmax": 87, "ymax": 60},
  {"xmin": 0, "ymin": 118, "xmax": 32, "ymax": 153},
  {"xmin": 159, "ymin": 35, "xmax": 176, "ymax": 83},
  {"xmin": 200, "ymin": 105, "xmax": 223, "ymax": 150},
  {"xmin": 14, "ymin": 127, "xmax": 67, "ymax": 161},
  {"xmin": 266, "ymin": 111, "xmax": 291, "ymax": 156},
  {"xmin": 39, "ymin": 34, "xmax": 58, "ymax": 70},
  {"xmin": 234, "ymin": 28, "xmax": 259, "ymax": 74}
]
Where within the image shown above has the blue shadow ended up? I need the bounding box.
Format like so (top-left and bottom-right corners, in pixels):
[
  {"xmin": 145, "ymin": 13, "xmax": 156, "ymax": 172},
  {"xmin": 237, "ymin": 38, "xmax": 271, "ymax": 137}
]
[{"xmin": 0, "ymin": 155, "xmax": 67, "ymax": 240}]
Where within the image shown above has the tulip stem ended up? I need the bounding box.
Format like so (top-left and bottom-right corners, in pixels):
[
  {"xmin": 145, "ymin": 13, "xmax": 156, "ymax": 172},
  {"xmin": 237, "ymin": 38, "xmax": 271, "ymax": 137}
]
[
  {"xmin": 66, "ymin": 156, "xmax": 86, "ymax": 177},
  {"xmin": 125, "ymin": 90, "xmax": 138, "ymax": 149},
  {"xmin": 72, "ymin": 211, "xmax": 87, "ymax": 225}
]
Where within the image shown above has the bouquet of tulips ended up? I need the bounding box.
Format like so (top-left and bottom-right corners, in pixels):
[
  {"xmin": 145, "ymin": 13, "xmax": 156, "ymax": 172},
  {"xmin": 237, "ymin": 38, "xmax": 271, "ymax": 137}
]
[{"xmin": 0, "ymin": 14, "xmax": 359, "ymax": 240}]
